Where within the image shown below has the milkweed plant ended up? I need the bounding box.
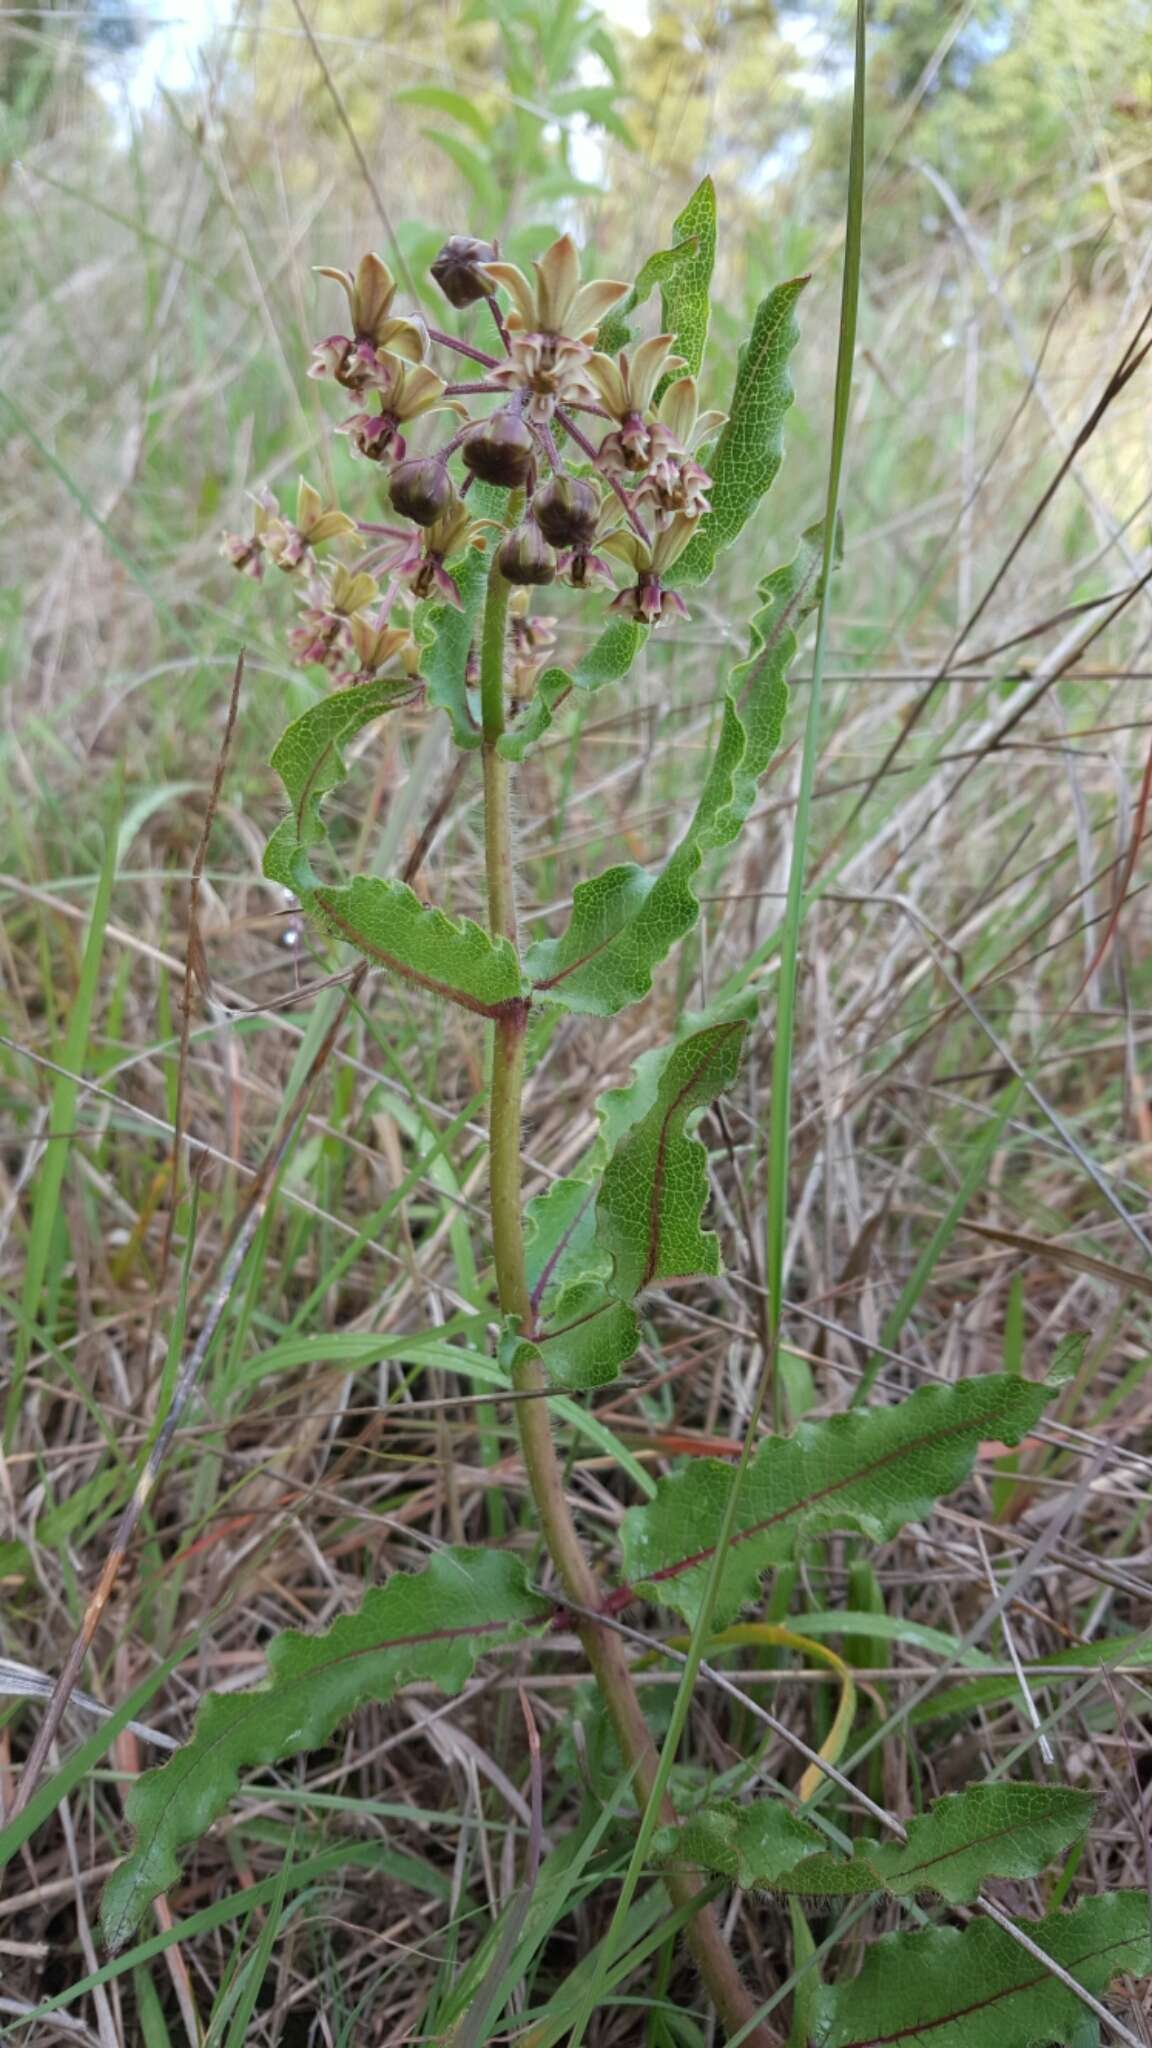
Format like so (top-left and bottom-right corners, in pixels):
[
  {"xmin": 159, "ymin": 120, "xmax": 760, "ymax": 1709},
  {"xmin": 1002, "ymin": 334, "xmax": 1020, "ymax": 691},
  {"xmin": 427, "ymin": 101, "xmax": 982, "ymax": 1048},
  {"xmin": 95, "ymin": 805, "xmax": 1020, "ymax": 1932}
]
[{"xmin": 101, "ymin": 184, "xmax": 1150, "ymax": 2045}]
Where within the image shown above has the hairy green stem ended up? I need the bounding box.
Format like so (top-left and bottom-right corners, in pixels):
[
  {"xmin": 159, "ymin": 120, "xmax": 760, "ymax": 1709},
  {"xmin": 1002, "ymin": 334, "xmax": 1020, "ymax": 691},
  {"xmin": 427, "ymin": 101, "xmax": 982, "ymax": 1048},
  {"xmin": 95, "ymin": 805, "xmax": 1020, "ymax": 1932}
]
[{"xmin": 478, "ymin": 541, "xmax": 770, "ymax": 2046}]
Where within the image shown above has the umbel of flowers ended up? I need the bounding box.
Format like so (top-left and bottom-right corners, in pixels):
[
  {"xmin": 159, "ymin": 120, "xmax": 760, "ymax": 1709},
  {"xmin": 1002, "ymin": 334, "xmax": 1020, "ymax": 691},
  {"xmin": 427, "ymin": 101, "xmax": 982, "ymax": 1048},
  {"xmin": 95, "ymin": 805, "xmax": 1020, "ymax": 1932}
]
[{"xmin": 223, "ymin": 237, "xmax": 725, "ymax": 694}]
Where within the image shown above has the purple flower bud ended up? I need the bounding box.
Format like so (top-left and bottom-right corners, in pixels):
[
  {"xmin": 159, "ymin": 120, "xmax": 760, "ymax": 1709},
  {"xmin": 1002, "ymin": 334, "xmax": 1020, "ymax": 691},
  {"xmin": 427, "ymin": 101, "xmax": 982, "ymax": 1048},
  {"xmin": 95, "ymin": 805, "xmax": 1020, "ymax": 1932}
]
[
  {"xmin": 388, "ymin": 457, "xmax": 456, "ymax": 527},
  {"xmin": 497, "ymin": 523, "xmax": 556, "ymax": 587},
  {"xmin": 431, "ymin": 235, "xmax": 498, "ymax": 309},
  {"xmin": 461, "ymin": 411, "xmax": 536, "ymax": 488},
  {"xmin": 532, "ymin": 475, "xmax": 600, "ymax": 548}
]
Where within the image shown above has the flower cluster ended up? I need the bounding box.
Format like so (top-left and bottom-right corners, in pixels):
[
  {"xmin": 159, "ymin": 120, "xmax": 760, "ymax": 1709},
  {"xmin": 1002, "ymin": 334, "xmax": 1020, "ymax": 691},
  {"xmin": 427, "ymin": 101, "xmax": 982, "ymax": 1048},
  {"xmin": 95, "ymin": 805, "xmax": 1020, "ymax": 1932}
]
[{"xmin": 222, "ymin": 232, "xmax": 724, "ymax": 691}]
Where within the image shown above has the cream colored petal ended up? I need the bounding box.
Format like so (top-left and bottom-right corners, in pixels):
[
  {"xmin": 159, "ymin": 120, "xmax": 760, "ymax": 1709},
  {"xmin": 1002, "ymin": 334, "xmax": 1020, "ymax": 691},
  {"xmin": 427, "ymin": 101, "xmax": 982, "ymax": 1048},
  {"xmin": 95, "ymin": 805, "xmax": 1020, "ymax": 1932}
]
[
  {"xmin": 309, "ymin": 509, "xmax": 358, "ymax": 543},
  {"xmin": 691, "ymin": 409, "xmax": 727, "ymax": 447},
  {"xmin": 379, "ymin": 316, "xmax": 428, "ymax": 365},
  {"xmin": 534, "ymin": 234, "xmax": 580, "ymax": 331},
  {"xmin": 295, "ymin": 478, "xmax": 322, "ymax": 531},
  {"xmin": 652, "ymin": 513, "xmax": 698, "ymax": 572},
  {"xmin": 568, "ymin": 278, "xmax": 630, "ymax": 339},
  {"xmin": 354, "ymin": 252, "xmax": 397, "ymax": 335},
  {"xmin": 586, "ymin": 351, "xmax": 628, "ymax": 417},
  {"xmin": 630, "ymin": 336, "xmax": 678, "ymax": 413},
  {"xmin": 657, "ymin": 375, "xmax": 699, "ymax": 446},
  {"xmin": 398, "ymin": 365, "xmax": 448, "ymax": 417},
  {"xmin": 480, "ymin": 262, "xmax": 537, "ymax": 331},
  {"xmin": 339, "ymin": 570, "xmax": 380, "ymax": 614},
  {"xmin": 316, "ymin": 264, "xmax": 355, "ymax": 315},
  {"xmin": 599, "ymin": 529, "xmax": 648, "ymax": 573}
]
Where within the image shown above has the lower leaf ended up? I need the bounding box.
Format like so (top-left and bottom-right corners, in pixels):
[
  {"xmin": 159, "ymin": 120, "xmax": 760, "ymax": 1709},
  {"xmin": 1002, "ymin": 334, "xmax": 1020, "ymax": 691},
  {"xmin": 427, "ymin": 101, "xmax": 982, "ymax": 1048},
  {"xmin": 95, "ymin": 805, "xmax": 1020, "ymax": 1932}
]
[
  {"xmin": 814, "ymin": 1892, "xmax": 1151, "ymax": 2048},
  {"xmin": 101, "ymin": 1549, "xmax": 548, "ymax": 1951}
]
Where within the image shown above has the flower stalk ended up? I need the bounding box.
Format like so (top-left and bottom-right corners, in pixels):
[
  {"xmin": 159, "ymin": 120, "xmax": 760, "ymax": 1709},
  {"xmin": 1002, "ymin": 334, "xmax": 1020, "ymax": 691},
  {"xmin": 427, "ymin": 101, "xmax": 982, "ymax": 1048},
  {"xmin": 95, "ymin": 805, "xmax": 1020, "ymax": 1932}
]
[{"xmin": 477, "ymin": 521, "xmax": 771, "ymax": 2047}]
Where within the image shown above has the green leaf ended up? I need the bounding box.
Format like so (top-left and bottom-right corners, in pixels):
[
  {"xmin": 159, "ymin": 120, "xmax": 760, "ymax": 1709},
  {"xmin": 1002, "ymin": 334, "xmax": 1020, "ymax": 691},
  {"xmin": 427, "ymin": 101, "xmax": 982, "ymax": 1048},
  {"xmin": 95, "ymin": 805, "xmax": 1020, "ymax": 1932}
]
[
  {"xmin": 621, "ymin": 1374, "xmax": 1051, "ymax": 1627},
  {"xmin": 814, "ymin": 1893, "xmax": 1152, "ymax": 2048},
  {"xmin": 596, "ymin": 236, "xmax": 699, "ymax": 358},
  {"xmin": 673, "ymin": 275, "xmax": 809, "ymax": 588},
  {"xmin": 595, "ymin": 1007, "xmax": 750, "ymax": 1296},
  {"xmin": 504, "ymin": 1285, "xmax": 641, "ymax": 1391},
  {"xmin": 866, "ymin": 1784, "xmax": 1095, "ymax": 1903},
  {"xmin": 395, "ymin": 85, "xmax": 491, "ymax": 142},
  {"xmin": 666, "ymin": 1784, "xmax": 1094, "ymax": 1904},
  {"xmin": 525, "ymin": 524, "xmax": 828, "ymax": 1015},
  {"xmin": 658, "ymin": 175, "xmax": 717, "ymax": 380},
  {"xmin": 102, "ymin": 1549, "xmax": 548, "ymax": 1951},
  {"xmin": 422, "ymin": 501, "xmax": 505, "ymax": 750},
  {"xmin": 498, "ymin": 620, "xmax": 647, "ymax": 762},
  {"xmin": 508, "ymin": 1005, "xmax": 751, "ymax": 1388},
  {"xmin": 549, "ymin": 85, "xmax": 633, "ymax": 147},
  {"xmin": 304, "ymin": 874, "xmax": 524, "ymax": 1018},
  {"xmin": 263, "ymin": 678, "xmax": 413, "ymax": 889},
  {"xmin": 657, "ymin": 1799, "xmax": 830, "ymax": 1892}
]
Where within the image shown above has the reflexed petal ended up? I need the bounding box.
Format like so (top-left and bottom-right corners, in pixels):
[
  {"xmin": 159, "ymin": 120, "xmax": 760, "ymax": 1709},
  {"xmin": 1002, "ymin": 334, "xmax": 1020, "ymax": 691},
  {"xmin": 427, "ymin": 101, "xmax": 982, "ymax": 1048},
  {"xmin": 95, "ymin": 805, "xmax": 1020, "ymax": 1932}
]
[
  {"xmin": 599, "ymin": 529, "xmax": 649, "ymax": 573},
  {"xmin": 586, "ymin": 351, "xmax": 628, "ymax": 416},
  {"xmin": 657, "ymin": 375, "xmax": 699, "ymax": 447},
  {"xmin": 630, "ymin": 335, "xmax": 681, "ymax": 412},
  {"xmin": 652, "ymin": 513, "xmax": 698, "ymax": 572},
  {"xmin": 308, "ymin": 508, "xmax": 358, "ymax": 543},
  {"xmin": 378, "ymin": 315, "xmax": 428, "ymax": 365},
  {"xmin": 296, "ymin": 478, "xmax": 322, "ymax": 530},
  {"xmin": 352, "ymin": 253, "xmax": 398, "ymax": 337},
  {"xmin": 692, "ymin": 408, "xmax": 727, "ymax": 446},
  {"xmin": 568, "ymin": 277, "xmax": 631, "ymax": 338},
  {"xmin": 533, "ymin": 234, "xmax": 580, "ymax": 331},
  {"xmin": 480, "ymin": 261, "xmax": 537, "ymax": 331}
]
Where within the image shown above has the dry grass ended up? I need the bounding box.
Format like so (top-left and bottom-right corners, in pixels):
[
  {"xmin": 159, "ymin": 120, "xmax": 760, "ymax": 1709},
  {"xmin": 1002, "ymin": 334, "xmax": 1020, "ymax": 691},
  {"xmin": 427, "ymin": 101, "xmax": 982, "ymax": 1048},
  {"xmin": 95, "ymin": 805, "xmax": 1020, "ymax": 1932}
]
[{"xmin": 1, "ymin": 11, "xmax": 1151, "ymax": 2044}]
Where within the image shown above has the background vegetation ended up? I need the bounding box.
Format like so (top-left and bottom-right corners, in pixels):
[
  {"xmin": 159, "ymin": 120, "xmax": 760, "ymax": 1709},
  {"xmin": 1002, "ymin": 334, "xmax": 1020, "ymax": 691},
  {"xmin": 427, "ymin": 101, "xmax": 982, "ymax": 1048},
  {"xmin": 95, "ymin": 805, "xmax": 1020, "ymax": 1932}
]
[{"xmin": 2, "ymin": 0, "xmax": 1151, "ymax": 2041}]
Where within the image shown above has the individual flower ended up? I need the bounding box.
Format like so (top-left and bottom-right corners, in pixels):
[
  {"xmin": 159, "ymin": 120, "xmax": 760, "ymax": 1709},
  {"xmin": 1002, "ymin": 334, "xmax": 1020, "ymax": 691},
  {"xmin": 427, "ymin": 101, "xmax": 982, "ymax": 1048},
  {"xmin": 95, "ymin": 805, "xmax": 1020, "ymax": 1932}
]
[
  {"xmin": 634, "ymin": 376, "xmax": 726, "ymax": 528},
  {"xmin": 372, "ymin": 502, "xmax": 491, "ymax": 607},
  {"xmin": 554, "ymin": 493, "xmax": 621, "ymax": 592},
  {"xmin": 287, "ymin": 563, "xmax": 379, "ymax": 669},
  {"xmin": 480, "ymin": 234, "xmax": 629, "ymax": 423},
  {"xmin": 587, "ymin": 335, "xmax": 685, "ymax": 472},
  {"xmin": 309, "ymin": 253, "xmax": 426, "ymax": 388},
  {"xmin": 338, "ymin": 608, "xmax": 416, "ymax": 684},
  {"xmin": 221, "ymin": 488, "xmax": 277, "ymax": 578},
  {"xmin": 508, "ymin": 591, "xmax": 557, "ymax": 703},
  {"xmin": 261, "ymin": 477, "xmax": 358, "ymax": 571},
  {"xmin": 600, "ymin": 514, "xmax": 698, "ymax": 626},
  {"xmin": 337, "ymin": 356, "xmax": 462, "ymax": 465},
  {"xmin": 497, "ymin": 521, "xmax": 556, "ymax": 586},
  {"xmin": 480, "ymin": 234, "xmax": 629, "ymax": 344},
  {"xmin": 461, "ymin": 410, "xmax": 537, "ymax": 487},
  {"xmin": 388, "ymin": 457, "xmax": 456, "ymax": 527},
  {"xmin": 430, "ymin": 235, "xmax": 497, "ymax": 309},
  {"xmin": 531, "ymin": 474, "xmax": 600, "ymax": 549},
  {"xmin": 486, "ymin": 332, "xmax": 601, "ymax": 424}
]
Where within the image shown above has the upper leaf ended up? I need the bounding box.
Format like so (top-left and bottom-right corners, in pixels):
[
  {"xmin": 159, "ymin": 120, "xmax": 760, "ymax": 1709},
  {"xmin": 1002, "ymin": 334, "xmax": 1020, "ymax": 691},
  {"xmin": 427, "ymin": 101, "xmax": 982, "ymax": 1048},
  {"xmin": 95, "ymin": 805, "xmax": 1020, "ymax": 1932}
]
[
  {"xmin": 621, "ymin": 1374, "xmax": 1051, "ymax": 1627},
  {"xmin": 813, "ymin": 1892, "xmax": 1152, "ymax": 2048},
  {"xmin": 595, "ymin": 232, "xmax": 700, "ymax": 357},
  {"xmin": 661, "ymin": 1783, "xmax": 1094, "ymax": 1904},
  {"xmin": 673, "ymin": 275, "xmax": 809, "ymax": 587},
  {"xmin": 658, "ymin": 175, "xmax": 717, "ymax": 381},
  {"xmin": 596, "ymin": 1008, "xmax": 750, "ymax": 1296},
  {"xmin": 102, "ymin": 1549, "xmax": 548, "ymax": 1951},
  {"xmin": 509, "ymin": 1004, "xmax": 752, "ymax": 1389},
  {"xmin": 263, "ymin": 677, "xmax": 414, "ymax": 888},
  {"xmin": 307, "ymin": 875, "xmax": 524, "ymax": 1017},
  {"xmin": 525, "ymin": 524, "xmax": 831, "ymax": 1016},
  {"xmin": 422, "ymin": 480, "xmax": 507, "ymax": 748}
]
